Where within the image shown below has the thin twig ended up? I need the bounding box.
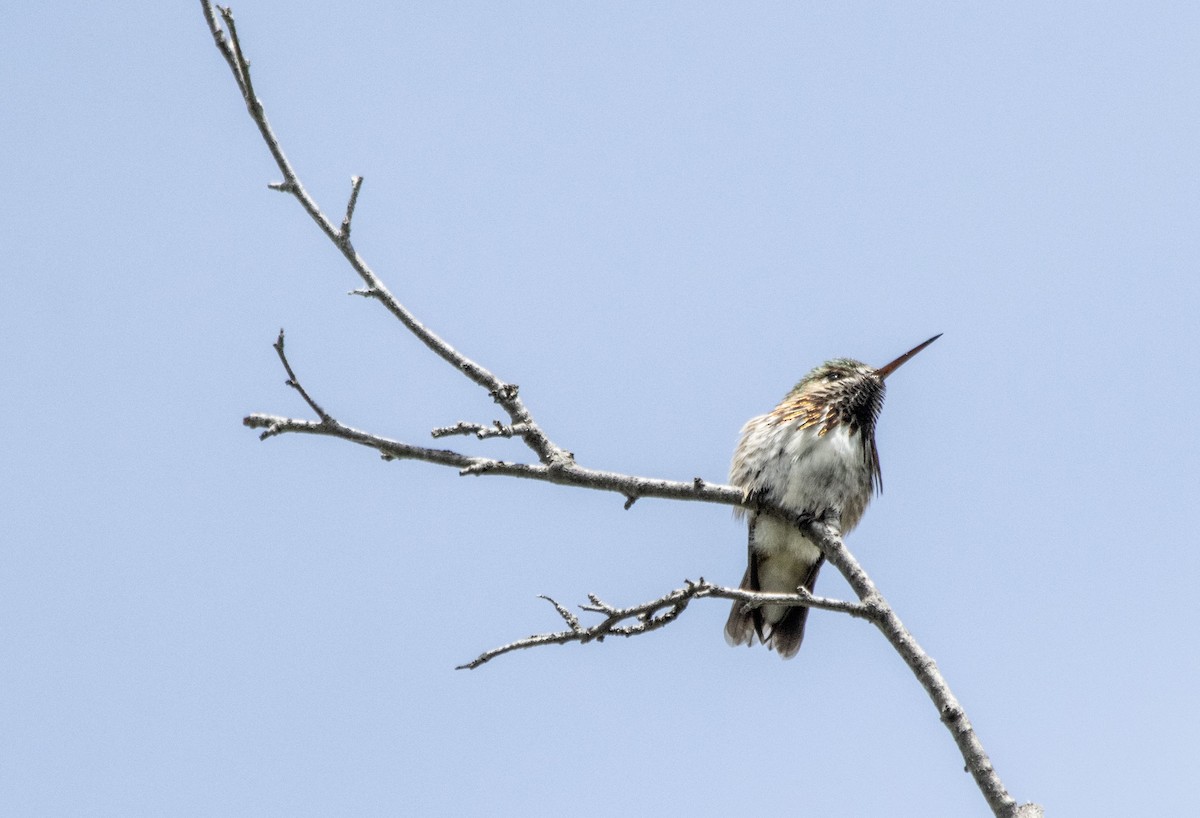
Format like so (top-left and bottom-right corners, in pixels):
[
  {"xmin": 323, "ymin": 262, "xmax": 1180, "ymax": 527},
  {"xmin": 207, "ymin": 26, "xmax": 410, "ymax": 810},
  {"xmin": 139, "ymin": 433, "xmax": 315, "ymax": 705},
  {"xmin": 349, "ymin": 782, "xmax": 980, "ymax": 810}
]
[
  {"xmin": 457, "ymin": 579, "xmax": 870, "ymax": 670},
  {"xmin": 219, "ymin": 7, "xmax": 256, "ymax": 105},
  {"xmin": 339, "ymin": 175, "xmax": 363, "ymax": 243},
  {"xmin": 272, "ymin": 329, "xmax": 332, "ymax": 423},
  {"xmin": 538, "ymin": 595, "xmax": 582, "ymax": 633}
]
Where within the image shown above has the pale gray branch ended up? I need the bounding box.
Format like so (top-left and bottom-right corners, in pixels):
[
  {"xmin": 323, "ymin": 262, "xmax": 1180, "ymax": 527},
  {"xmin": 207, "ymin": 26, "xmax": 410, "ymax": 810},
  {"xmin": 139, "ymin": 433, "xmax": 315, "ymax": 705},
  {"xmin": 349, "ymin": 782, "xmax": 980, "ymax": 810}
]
[
  {"xmin": 431, "ymin": 420, "xmax": 531, "ymax": 440},
  {"xmin": 271, "ymin": 329, "xmax": 331, "ymax": 423},
  {"xmin": 457, "ymin": 580, "xmax": 869, "ymax": 670},
  {"xmin": 340, "ymin": 175, "xmax": 363, "ymax": 242}
]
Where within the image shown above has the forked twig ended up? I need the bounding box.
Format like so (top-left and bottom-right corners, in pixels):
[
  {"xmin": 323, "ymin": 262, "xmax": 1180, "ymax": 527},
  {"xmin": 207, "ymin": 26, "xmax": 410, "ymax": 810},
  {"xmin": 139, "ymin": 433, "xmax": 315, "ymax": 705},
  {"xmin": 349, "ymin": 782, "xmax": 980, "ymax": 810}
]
[{"xmin": 457, "ymin": 579, "xmax": 870, "ymax": 669}]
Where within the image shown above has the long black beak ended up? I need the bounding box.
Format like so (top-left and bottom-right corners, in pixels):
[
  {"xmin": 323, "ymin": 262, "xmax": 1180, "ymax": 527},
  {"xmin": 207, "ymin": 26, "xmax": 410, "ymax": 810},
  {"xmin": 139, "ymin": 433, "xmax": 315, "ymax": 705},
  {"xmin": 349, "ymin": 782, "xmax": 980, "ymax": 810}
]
[{"xmin": 874, "ymin": 334, "xmax": 942, "ymax": 380}]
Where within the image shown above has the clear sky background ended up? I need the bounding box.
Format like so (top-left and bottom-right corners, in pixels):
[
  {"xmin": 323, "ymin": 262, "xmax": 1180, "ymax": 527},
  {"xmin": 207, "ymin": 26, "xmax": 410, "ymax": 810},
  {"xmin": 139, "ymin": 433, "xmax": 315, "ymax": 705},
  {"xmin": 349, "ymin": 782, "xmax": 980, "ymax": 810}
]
[{"xmin": 4, "ymin": 3, "xmax": 1198, "ymax": 816}]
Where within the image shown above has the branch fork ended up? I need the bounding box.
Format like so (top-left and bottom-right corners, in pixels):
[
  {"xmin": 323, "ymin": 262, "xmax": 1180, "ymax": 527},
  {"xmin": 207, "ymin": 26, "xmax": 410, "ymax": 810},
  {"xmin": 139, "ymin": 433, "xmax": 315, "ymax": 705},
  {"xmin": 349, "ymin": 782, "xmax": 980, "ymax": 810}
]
[{"xmin": 456, "ymin": 579, "xmax": 871, "ymax": 670}]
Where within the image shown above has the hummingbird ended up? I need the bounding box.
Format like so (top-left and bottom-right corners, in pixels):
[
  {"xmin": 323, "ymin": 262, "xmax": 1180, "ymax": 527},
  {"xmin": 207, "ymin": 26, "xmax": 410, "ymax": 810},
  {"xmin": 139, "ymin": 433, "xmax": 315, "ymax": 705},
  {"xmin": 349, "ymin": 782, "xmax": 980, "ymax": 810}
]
[{"xmin": 724, "ymin": 334, "xmax": 941, "ymax": 658}]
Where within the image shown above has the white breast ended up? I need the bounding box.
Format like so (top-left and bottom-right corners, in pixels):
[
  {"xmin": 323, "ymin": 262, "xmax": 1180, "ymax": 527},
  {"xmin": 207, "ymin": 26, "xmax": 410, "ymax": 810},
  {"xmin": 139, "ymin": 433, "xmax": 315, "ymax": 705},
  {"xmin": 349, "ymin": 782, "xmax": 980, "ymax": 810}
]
[{"xmin": 733, "ymin": 419, "xmax": 874, "ymax": 534}]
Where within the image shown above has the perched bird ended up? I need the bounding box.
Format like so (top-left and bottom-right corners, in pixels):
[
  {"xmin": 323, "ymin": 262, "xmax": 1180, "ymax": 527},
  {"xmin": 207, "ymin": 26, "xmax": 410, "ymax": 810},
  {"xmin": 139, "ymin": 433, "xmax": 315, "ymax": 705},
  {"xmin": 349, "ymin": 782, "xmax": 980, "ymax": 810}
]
[{"xmin": 724, "ymin": 334, "xmax": 940, "ymax": 658}]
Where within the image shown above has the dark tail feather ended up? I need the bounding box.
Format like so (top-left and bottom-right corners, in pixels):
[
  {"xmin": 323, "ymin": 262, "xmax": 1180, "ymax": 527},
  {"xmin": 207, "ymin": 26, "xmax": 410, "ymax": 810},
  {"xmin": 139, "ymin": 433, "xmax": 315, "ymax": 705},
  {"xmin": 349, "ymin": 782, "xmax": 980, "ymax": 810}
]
[
  {"xmin": 765, "ymin": 602, "xmax": 810, "ymax": 659},
  {"xmin": 725, "ymin": 525, "xmax": 767, "ymax": 648},
  {"xmin": 724, "ymin": 567, "xmax": 758, "ymax": 648},
  {"xmin": 724, "ymin": 559, "xmax": 824, "ymax": 660}
]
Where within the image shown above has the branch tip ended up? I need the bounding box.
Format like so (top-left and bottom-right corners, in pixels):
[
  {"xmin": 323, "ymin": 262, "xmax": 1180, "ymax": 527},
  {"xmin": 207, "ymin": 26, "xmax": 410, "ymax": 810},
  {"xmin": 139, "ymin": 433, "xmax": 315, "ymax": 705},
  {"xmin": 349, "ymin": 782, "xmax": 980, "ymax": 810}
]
[
  {"xmin": 267, "ymin": 330, "xmax": 336, "ymax": 423},
  {"xmin": 340, "ymin": 175, "xmax": 364, "ymax": 240},
  {"xmin": 539, "ymin": 594, "xmax": 583, "ymax": 632}
]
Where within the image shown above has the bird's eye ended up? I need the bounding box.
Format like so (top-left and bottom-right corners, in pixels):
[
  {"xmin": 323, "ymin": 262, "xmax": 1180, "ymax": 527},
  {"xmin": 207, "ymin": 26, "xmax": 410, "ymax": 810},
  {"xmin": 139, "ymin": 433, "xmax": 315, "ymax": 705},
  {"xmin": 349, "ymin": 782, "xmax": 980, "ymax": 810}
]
[{"xmin": 826, "ymin": 372, "xmax": 841, "ymax": 381}]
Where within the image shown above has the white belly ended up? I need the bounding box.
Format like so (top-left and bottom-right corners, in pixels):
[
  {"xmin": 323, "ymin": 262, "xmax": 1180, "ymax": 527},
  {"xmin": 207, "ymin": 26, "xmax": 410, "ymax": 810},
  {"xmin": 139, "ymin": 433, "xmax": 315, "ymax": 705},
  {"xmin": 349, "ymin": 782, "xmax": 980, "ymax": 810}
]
[{"xmin": 741, "ymin": 421, "xmax": 874, "ymax": 534}]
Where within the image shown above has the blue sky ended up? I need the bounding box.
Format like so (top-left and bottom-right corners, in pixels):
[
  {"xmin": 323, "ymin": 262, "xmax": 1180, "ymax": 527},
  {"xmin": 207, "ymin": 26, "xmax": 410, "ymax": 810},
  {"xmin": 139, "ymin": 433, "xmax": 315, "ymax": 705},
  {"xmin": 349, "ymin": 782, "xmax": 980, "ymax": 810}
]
[{"xmin": 4, "ymin": 3, "xmax": 1199, "ymax": 815}]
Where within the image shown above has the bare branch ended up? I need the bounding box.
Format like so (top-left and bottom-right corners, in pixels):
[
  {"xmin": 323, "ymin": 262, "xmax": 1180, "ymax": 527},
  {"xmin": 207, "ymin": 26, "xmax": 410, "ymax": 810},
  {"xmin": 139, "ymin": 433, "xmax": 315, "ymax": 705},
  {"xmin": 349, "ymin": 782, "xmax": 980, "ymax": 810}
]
[
  {"xmin": 219, "ymin": 6, "xmax": 257, "ymax": 105},
  {"xmin": 201, "ymin": 3, "xmax": 240, "ymax": 88},
  {"xmin": 457, "ymin": 580, "xmax": 702, "ymax": 670},
  {"xmin": 457, "ymin": 579, "xmax": 869, "ymax": 670},
  {"xmin": 431, "ymin": 420, "xmax": 531, "ymax": 440},
  {"xmin": 271, "ymin": 329, "xmax": 332, "ymax": 423},
  {"xmin": 538, "ymin": 595, "xmax": 583, "ymax": 633},
  {"xmin": 339, "ymin": 175, "xmax": 363, "ymax": 243},
  {"xmin": 242, "ymin": 338, "xmax": 737, "ymax": 504},
  {"xmin": 798, "ymin": 519, "xmax": 1022, "ymax": 817}
]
